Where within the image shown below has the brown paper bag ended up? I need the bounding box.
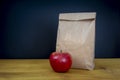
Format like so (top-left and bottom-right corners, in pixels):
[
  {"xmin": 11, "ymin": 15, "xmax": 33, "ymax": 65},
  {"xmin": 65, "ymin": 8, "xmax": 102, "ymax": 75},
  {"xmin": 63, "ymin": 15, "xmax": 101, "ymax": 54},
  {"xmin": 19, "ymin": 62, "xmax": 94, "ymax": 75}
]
[{"xmin": 56, "ymin": 12, "xmax": 96, "ymax": 70}]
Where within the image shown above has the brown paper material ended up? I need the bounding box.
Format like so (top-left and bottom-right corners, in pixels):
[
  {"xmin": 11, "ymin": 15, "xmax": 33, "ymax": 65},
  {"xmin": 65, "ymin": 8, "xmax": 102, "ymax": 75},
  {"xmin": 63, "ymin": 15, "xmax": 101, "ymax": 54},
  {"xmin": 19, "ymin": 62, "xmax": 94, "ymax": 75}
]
[{"xmin": 56, "ymin": 12, "xmax": 96, "ymax": 70}]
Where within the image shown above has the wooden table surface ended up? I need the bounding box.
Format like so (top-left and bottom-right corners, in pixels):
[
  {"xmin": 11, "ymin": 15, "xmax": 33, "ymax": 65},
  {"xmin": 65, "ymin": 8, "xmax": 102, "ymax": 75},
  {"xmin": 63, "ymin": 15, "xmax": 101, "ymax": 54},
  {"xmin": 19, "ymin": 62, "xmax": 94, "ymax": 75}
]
[{"xmin": 0, "ymin": 59, "xmax": 119, "ymax": 80}]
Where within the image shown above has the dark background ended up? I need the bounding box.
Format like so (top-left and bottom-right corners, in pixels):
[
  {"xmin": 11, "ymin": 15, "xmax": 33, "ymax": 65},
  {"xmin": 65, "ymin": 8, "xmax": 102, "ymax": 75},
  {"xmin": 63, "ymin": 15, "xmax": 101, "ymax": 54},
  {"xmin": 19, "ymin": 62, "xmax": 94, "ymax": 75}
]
[{"xmin": 0, "ymin": 0, "xmax": 120, "ymax": 59}]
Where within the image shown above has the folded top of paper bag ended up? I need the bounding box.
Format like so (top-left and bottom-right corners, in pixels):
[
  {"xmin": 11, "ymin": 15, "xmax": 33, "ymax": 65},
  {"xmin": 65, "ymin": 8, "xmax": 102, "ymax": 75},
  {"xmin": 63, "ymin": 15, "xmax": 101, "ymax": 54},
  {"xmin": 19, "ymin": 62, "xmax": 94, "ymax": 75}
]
[{"xmin": 59, "ymin": 12, "xmax": 96, "ymax": 20}]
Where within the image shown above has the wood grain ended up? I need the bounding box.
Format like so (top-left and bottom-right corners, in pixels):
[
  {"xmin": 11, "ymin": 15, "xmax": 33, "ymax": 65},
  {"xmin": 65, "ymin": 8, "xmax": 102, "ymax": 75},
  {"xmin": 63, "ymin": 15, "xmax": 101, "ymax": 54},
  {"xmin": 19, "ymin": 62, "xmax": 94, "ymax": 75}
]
[{"xmin": 0, "ymin": 59, "xmax": 119, "ymax": 80}]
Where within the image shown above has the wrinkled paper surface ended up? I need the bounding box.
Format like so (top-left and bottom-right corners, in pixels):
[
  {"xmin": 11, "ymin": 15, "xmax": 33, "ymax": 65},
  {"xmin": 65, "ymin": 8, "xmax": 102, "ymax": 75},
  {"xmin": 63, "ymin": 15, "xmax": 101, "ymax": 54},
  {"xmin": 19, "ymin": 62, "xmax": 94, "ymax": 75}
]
[{"xmin": 56, "ymin": 12, "xmax": 96, "ymax": 70}]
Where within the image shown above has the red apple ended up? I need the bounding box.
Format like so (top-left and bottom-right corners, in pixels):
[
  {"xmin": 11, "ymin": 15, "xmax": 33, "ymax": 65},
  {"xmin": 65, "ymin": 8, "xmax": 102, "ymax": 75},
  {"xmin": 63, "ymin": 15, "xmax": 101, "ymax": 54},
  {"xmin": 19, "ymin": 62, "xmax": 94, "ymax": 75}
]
[{"xmin": 49, "ymin": 51, "xmax": 72, "ymax": 73}]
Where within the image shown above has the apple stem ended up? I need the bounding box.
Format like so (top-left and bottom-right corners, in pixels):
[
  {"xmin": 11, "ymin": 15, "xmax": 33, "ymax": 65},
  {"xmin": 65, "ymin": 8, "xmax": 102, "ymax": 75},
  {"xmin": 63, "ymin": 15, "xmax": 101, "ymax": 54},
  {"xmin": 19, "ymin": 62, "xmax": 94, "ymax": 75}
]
[{"xmin": 60, "ymin": 50, "xmax": 62, "ymax": 53}]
